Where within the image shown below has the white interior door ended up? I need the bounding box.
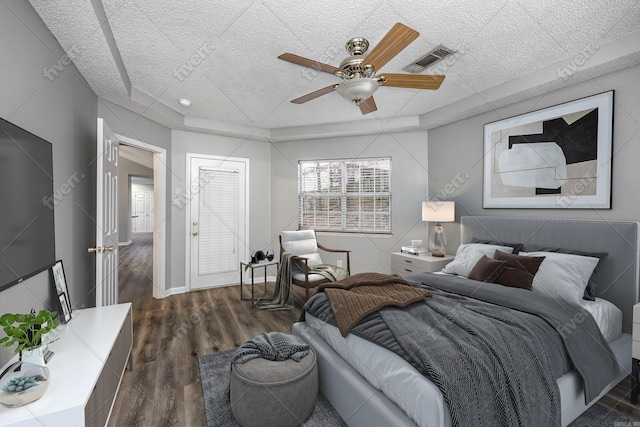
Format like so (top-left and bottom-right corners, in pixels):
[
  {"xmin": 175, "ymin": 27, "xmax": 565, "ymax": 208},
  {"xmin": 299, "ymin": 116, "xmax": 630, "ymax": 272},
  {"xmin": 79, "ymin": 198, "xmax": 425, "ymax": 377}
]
[
  {"xmin": 133, "ymin": 191, "xmax": 154, "ymax": 232},
  {"xmin": 93, "ymin": 118, "xmax": 119, "ymax": 306},
  {"xmin": 187, "ymin": 155, "xmax": 248, "ymax": 290}
]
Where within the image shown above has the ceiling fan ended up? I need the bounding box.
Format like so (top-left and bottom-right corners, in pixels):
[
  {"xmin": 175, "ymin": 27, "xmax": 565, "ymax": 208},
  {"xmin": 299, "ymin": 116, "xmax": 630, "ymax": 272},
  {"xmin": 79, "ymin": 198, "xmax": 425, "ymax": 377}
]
[{"xmin": 278, "ymin": 23, "xmax": 445, "ymax": 115}]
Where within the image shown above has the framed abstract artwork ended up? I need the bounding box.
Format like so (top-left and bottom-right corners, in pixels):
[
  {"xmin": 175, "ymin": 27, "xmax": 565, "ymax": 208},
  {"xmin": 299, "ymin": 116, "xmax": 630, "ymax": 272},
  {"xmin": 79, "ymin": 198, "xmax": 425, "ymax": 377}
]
[{"xmin": 483, "ymin": 91, "xmax": 613, "ymax": 209}]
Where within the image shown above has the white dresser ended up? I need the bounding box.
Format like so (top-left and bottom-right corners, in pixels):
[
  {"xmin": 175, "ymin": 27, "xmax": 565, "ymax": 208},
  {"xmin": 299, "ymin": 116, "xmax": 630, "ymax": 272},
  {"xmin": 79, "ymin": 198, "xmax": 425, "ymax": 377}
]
[
  {"xmin": 0, "ymin": 303, "xmax": 133, "ymax": 427},
  {"xmin": 390, "ymin": 252, "xmax": 454, "ymax": 277}
]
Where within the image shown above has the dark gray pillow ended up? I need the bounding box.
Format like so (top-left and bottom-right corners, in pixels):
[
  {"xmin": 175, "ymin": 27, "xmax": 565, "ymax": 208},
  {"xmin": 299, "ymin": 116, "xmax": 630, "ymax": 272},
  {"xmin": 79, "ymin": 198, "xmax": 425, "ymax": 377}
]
[
  {"xmin": 522, "ymin": 244, "xmax": 608, "ymax": 301},
  {"xmin": 468, "ymin": 255, "xmax": 507, "ymax": 283},
  {"xmin": 493, "ymin": 250, "xmax": 545, "ymax": 290},
  {"xmin": 471, "ymin": 237, "xmax": 523, "ymax": 254}
]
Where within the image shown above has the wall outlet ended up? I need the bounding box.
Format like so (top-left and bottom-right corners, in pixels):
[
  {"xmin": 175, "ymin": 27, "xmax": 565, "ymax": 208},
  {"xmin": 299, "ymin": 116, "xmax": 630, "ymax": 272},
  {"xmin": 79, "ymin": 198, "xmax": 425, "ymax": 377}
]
[{"xmin": 336, "ymin": 260, "xmax": 343, "ymax": 268}]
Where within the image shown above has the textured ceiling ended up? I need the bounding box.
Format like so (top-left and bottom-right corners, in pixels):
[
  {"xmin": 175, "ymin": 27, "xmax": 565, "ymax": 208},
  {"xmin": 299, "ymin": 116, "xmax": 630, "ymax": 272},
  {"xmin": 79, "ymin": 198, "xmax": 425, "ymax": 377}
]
[{"xmin": 29, "ymin": 0, "xmax": 640, "ymax": 140}]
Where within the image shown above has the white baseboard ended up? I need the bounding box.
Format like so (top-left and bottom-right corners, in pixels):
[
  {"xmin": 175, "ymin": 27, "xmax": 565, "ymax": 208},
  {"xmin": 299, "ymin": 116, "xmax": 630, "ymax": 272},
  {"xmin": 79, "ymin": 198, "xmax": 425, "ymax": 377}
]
[
  {"xmin": 118, "ymin": 240, "xmax": 132, "ymax": 246},
  {"xmin": 164, "ymin": 276, "xmax": 276, "ymax": 297},
  {"xmin": 164, "ymin": 286, "xmax": 186, "ymax": 297}
]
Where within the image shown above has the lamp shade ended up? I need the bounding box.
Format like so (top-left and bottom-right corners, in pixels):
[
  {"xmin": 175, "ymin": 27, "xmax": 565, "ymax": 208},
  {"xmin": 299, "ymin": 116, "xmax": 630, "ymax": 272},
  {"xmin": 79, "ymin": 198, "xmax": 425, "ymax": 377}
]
[{"xmin": 422, "ymin": 201, "xmax": 455, "ymax": 223}]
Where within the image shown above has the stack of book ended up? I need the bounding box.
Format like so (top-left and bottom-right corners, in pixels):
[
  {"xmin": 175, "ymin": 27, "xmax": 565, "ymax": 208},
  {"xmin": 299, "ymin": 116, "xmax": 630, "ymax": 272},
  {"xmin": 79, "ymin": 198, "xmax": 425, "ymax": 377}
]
[{"xmin": 401, "ymin": 246, "xmax": 429, "ymax": 255}]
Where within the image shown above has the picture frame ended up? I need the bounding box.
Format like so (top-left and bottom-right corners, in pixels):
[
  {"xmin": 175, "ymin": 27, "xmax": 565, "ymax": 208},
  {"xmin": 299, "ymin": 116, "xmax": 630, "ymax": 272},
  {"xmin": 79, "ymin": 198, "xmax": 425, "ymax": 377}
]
[
  {"xmin": 58, "ymin": 293, "xmax": 71, "ymax": 323},
  {"xmin": 483, "ymin": 91, "xmax": 614, "ymax": 209},
  {"xmin": 50, "ymin": 260, "xmax": 72, "ymax": 323}
]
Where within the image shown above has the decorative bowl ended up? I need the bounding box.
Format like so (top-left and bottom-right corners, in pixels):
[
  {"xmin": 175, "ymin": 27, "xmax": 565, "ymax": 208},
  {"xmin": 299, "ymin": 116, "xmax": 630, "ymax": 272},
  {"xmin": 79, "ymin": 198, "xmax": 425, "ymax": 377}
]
[{"xmin": 0, "ymin": 361, "xmax": 50, "ymax": 407}]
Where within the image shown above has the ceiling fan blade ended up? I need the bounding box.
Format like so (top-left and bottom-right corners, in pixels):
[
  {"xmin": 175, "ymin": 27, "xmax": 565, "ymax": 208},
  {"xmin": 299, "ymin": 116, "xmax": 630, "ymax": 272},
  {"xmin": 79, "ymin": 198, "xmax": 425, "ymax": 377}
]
[
  {"xmin": 362, "ymin": 23, "xmax": 419, "ymax": 71},
  {"xmin": 359, "ymin": 97, "xmax": 377, "ymax": 115},
  {"xmin": 291, "ymin": 85, "xmax": 337, "ymax": 104},
  {"xmin": 278, "ymin": 53, "xmax": 341, "ymax": 75},
  {"xmin": 381, "ymin": 74, "xmax": 445, "ymax": 90}
]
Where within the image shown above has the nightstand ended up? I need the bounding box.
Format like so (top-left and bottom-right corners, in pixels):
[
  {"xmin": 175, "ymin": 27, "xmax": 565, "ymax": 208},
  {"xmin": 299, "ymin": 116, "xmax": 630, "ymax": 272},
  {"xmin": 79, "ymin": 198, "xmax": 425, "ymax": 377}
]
[
  {"xmin": 391, "ymin": 252, "xmax": 454, "ymax": 278},
  {"xmin": 632, "ymin": 303, "xmax": 640, "ymax": 403}
]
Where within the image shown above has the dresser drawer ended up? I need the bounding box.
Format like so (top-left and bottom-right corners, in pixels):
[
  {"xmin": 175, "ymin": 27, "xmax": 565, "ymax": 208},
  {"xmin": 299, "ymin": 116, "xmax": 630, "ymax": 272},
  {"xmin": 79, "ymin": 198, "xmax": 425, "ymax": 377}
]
[
  {"xmin": 391, "ymin": 261, "xmax": 430, "ymax": 277},
  {"xmin": 390, "ymin": 252, "xmax": 454, "ymax": 275}
]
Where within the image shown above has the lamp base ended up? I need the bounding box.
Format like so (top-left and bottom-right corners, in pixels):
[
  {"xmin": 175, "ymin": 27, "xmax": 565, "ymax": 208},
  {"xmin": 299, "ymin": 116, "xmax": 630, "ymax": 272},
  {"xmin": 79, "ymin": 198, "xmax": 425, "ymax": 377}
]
[{"xmin": 429, "ymin": 223, "xmax": 447, "ymax": 258}]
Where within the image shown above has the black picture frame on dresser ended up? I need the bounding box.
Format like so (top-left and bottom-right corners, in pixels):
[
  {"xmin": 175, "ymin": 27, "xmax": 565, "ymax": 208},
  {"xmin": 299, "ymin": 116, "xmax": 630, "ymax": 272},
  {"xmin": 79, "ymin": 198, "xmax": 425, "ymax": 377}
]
[{"xmin": 50, "ymin": 260, "xmax": 72, "ymax": 323}]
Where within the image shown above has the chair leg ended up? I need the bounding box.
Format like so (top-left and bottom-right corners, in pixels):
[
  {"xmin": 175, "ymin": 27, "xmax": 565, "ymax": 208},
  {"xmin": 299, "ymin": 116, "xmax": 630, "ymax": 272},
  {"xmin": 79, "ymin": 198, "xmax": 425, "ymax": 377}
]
[{"xmin": 305, "ymin": 286, "xmax": 309, "ymax": 301}]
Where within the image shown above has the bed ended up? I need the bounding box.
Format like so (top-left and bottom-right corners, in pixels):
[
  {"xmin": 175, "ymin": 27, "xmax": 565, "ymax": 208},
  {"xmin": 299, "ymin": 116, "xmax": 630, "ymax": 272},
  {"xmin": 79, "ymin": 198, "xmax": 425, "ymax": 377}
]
[{"xmin": 292, "ymin": 216, "xmax": 640, "ymax": 426}]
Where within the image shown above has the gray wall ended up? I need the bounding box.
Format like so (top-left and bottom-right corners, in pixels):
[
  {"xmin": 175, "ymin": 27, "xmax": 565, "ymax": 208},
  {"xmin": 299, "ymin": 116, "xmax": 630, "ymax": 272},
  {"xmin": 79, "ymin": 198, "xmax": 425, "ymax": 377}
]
[
  {"xmin": 169, "ymin": 130, "xmax": 272, "ymax": 291},
  {"xmin": 0, "ymin": 1, "xmax": 98, "ymax": 366},
  {"xmin": 428, "ymin": 64, "xmax": 640, "ymax": 250},
  {"xmin": 271, "ymin": 131, "xmax": 429, "ymax": 275},
  {"xmin": 117, "ymin": 158, "xmax": 153, "ymax": 243}
]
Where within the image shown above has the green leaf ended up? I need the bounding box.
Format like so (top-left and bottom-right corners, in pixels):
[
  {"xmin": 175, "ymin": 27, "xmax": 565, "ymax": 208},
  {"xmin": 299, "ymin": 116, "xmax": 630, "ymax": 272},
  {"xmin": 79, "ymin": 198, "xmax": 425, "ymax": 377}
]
[
  {"xmin": 14, "ymin": 313, "xmax": 28, "ymax": 323},
  {"xmin": 0, "ymin": 313, "xmax": 15, "ymax": 325}
]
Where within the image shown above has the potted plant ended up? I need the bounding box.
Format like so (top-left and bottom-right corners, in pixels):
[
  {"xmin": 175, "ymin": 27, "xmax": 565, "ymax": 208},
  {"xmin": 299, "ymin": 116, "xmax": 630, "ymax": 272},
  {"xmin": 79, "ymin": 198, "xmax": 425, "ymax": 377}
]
[
  {"xmin": 0, "ymin": 310, "xmax": 59, "ymax": 364},
  {"xmin": 0, "ymin": 310, "xmax": 57, "ymax": 408}
]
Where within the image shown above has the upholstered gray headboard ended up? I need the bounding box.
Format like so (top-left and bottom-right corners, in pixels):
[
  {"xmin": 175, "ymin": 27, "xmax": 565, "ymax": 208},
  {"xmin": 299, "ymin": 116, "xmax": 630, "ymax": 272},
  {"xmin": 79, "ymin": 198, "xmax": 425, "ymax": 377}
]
[{"xmin": 460, "ymin": 216, "xmax": 640, "ymax": 333}]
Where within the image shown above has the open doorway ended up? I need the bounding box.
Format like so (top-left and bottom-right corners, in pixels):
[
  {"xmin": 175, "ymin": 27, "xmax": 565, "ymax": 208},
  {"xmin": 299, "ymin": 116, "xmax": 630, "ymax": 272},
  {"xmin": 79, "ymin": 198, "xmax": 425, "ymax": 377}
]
[
  {"xmin": 118, "ymin": 146, "xmax": 154, "ymax": 304},
  {"xmin": 131, "ymin": 176, "xmax": 154, "ymax": 233},
  {"xmin": 116, "ymin": 136, "xmax": 167, "ymax": 301}
]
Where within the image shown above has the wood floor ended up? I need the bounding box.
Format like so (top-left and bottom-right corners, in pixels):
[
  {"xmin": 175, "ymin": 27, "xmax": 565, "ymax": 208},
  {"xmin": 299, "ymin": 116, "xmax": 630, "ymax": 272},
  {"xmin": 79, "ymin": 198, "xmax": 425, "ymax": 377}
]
[
  {"xmin": 109, "ymin": 233, "xmax": 640, "ymax": 426},
  {"xmin": 109, "ymin": 233, "xmax": 307, "ymax": 426}
]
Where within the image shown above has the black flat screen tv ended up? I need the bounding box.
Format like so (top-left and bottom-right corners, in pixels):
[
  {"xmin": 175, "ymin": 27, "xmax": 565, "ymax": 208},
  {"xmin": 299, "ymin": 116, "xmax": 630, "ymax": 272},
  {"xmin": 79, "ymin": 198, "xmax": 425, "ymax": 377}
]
[{"xmin": 0, "ymin": 118, "xmax": 55, "ymax": 292}]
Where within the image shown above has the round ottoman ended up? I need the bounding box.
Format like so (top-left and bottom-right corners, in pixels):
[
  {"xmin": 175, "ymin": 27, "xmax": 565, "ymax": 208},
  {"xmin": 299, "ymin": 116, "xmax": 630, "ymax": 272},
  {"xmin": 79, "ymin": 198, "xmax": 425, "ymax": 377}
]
[{"xmin": 230, "ymin": 347, "xmax": 318, "ymax": 427}]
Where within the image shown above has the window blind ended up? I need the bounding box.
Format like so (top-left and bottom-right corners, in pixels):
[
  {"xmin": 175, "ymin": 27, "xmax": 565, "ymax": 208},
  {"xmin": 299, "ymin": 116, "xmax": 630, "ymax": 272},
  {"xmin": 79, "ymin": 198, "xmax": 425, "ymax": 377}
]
[
  {"xmin": 198, "ymin": 168, "xmax": 239, "ymax": 274},
  {"xmin": 298, "ymin": 158, "xmax": 391, "ymax": 233}
]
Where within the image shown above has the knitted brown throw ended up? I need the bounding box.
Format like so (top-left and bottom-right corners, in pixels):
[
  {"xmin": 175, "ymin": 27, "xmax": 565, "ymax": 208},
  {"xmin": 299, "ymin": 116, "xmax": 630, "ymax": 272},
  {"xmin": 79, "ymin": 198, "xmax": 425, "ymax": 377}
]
[{"xmin": 317, "ymin": 272, "xmax": 432, "ymax": 337}]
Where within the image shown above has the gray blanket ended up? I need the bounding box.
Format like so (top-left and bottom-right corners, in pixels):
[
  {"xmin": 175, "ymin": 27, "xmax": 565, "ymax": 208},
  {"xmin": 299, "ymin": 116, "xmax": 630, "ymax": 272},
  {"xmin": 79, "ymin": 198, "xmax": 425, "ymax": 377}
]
[
  {"xmin": 231, "ymin": 332, "xmax": 309, "ymax": 365},
  {"xmin": 260, "ymin": 253, "xmax": 348, "ymax": 311},
  {"xmin": 415, "ymin": 273, "xmax": 619, "ymax": 404},
  {"xmin": 302, "ymin": 272, "xmax": 620, "ymax": 427}
]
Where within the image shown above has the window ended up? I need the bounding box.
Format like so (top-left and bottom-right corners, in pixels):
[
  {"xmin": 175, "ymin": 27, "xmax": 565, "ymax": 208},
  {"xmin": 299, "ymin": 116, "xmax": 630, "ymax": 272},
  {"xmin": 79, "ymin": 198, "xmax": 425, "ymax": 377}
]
[{"xmin": 298, "ymin": 158, "xmax": 391, "ymax": 233}]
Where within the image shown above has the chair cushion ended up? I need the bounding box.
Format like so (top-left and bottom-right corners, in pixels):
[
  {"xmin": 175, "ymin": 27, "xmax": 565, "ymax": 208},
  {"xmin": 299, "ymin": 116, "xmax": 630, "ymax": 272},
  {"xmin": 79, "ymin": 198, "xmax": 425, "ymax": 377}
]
[
  {"xmin": 292, "ymin": 272, "xmax": 329, "ymax": 283},
  {"xmin": 281, "ymin": 230, "xmax": 323, "ymax": 266}
]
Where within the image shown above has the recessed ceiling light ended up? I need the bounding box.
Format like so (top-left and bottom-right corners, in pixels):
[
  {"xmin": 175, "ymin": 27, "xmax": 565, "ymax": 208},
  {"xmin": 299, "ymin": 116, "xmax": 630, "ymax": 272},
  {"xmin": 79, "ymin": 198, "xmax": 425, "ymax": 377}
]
[{"xmin": 179, "ymin": 98, "xmax": 191, "ymax": 107}]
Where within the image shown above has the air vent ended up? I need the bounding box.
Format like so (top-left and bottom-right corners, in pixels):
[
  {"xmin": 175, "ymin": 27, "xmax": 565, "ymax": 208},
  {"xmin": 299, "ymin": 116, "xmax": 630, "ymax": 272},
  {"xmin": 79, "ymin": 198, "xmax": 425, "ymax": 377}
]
[{"xmin": 403, "ymin": 45, "xmax": 456, "ymax": 74}]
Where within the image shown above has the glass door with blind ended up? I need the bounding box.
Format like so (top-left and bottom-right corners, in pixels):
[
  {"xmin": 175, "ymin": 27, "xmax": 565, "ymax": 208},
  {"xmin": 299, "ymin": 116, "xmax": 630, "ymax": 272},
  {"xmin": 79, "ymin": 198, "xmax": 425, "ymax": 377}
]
[{"xmin": 187, "ymin": 154, "xmax": 248, "ymax": 290}]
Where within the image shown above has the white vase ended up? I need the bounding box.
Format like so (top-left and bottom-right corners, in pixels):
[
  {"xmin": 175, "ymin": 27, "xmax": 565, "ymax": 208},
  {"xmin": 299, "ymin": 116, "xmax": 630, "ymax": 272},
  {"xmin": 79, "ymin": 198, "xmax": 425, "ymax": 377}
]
[{"xmin": 20, "ymin": 347, "xmax": 47, "ymax": 367}]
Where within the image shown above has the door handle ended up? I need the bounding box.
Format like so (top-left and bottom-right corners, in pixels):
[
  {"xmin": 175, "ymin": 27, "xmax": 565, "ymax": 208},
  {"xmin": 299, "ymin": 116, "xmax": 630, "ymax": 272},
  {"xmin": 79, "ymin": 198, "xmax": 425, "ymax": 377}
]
[{"xmin": 88, "ymin": 246, "xmax": 115, "ymax": 254}]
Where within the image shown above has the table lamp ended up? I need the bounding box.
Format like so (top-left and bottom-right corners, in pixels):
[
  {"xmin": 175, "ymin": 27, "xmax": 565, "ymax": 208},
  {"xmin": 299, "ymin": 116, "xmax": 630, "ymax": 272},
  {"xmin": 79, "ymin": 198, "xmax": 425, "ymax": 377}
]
[{"xmin": 422, "ymin": 201, "xmax": 455, "ymax": 257}]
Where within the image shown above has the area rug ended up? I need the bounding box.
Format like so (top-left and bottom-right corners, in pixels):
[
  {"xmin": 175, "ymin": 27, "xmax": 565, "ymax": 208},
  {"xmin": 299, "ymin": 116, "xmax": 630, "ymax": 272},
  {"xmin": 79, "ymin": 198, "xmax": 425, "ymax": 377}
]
[
  {"xmin": 198, "ymin": 348, "xmax": 347, "ymax": 427},
  {"xmin": 199, "ymin": 348, "xmax": 635, "ymax": 427},
  {"xmin": 569, "ymin": 402, "xmax": 637, "ymax": 426}
]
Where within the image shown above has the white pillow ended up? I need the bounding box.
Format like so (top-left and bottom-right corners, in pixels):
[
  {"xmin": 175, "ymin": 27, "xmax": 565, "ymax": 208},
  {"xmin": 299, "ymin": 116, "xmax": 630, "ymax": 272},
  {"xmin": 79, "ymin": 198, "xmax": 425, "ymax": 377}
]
[
  {"xmin": 443, "ymin": 243, "xmax": 514, "ymax": 277},
  {"xmin": 520, "ymin": 251, "xmax": 600, "ymax": 304}
]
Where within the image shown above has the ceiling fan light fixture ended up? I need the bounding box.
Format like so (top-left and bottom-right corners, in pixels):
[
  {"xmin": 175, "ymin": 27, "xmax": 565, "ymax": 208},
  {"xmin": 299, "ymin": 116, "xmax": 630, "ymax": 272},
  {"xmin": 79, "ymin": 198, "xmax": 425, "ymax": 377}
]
[{"xmin": 335, "ymin": 79, "xmax": 379, "ymax": 104}]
